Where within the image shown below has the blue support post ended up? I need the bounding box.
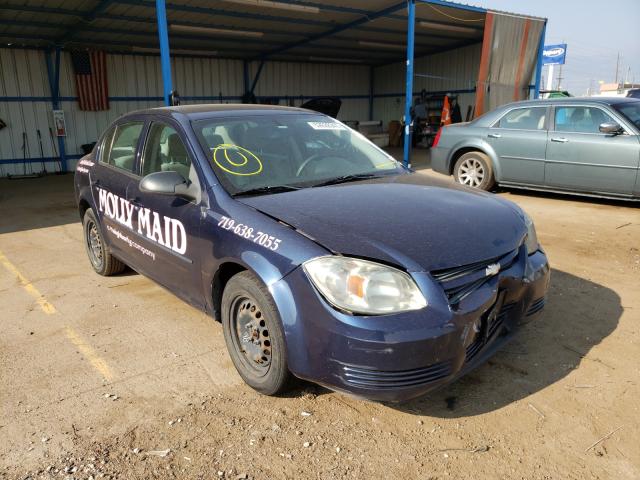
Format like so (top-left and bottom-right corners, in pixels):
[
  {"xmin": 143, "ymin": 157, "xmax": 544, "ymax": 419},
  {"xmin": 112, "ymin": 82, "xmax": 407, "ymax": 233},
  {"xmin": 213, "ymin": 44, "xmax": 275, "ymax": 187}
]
[
  {"xmin": 156, "ymin": 0, "xmax": 173, "ymax": 106},
  {"xmin": 369, "ymin": 66, "xmax": 374, "ymax": 121},
  {"xmin": 250, "ymin": 60, "xmax": 265, "ymax": 94},
  {"xmin": 243, "ymin": 60, "xmax": 249, "ymax": 94},
  {"xmin": 403, "ymin": 0, "xmax": 416, "ymax": 167},
  {"xmin": 45, "ymin": 46, "xmax": 68, "ymax": 172},
  {"xmin": 534, "ymin": 20, "xmax": 547, "ymax": 99}
]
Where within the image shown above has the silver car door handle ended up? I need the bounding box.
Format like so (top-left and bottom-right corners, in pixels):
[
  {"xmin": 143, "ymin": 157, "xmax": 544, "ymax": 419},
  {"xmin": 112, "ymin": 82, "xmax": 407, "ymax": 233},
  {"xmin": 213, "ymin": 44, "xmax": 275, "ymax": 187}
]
[
  {"xmin": 488, "ymin": 133, "xmax": 501, "ymax": 138},
  {"xmin": 551, "ymin": 137, "xmax": 569, "ymax": 143}
]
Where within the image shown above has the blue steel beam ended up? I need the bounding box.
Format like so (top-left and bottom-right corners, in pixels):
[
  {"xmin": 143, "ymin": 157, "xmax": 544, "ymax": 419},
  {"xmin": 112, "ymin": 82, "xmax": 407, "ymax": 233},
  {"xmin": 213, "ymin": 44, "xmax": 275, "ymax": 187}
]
[
  {"xmin": 250, "ymin": 61, "xmax": 265, "ymax": 94},
  {"xmin": 369, "ymin": 66, "xmax": 375, "ymax": 121},
  {"xmin": 0, "ymin": 19, "xmax": 450, "ymax": 53},
  {"xmin": 534, "ymin": 21, "xmax": 547, "ymax": 99},
  {"xmin": 0, "ymin": 3, "xmax": 465, "ymax": 41},
  {"xmin": 44, "ymin": 46, "xmax": 68, "ymax": 172},
  {"xmin": 155, "ymin": 0, "xmax": 173, "ymax": 106},
  {"xmin": 256, "ymin": 1, "xmax": 407, "ymax": 60},
  {"xmin": 403, "ymin": 0, "xmax": 416, "ymax": 168},
  {"xmin": 57, "ymin": 0, "xmax": 117, "ymax": 43}
]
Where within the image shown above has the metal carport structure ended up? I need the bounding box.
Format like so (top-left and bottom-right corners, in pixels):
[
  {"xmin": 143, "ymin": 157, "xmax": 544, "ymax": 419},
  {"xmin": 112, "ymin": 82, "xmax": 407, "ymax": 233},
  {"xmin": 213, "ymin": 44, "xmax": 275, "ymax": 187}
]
[{"xmin": 0, "ymin": 0, "xmax": 546, "ymax": 171}]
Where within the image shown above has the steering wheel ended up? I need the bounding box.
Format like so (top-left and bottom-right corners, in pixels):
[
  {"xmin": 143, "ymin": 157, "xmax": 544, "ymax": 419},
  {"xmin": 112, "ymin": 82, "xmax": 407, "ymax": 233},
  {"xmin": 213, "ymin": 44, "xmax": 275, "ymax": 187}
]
[{"xmin": 296, "ymin": 153, "xmax": 351, "ymax": 177}]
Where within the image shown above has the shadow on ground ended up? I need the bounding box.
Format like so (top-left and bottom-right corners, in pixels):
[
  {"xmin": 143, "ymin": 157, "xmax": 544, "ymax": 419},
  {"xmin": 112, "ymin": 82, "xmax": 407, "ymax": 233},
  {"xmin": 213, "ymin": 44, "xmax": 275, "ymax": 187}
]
[
  {"xmin": 384, "ymin": 268, "xmax": 621, "ymax": 417},
  {"xmin": 0, "ymin": 174, "xmax": 78, "ymax": 234}
]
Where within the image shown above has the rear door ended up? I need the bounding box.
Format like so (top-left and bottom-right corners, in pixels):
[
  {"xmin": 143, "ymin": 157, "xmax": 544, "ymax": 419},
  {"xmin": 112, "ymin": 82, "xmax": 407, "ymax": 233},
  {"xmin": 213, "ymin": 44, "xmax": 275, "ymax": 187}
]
[
  {"xmin": 90, "ymin": 120, "xmax": 146, "ymax": 266},
  {"xmin": 487, "ymin": 106, "xmax": 549, "ymax": 185},
  {"xmin": 545, "ymin": 105, "xmax": 640, "ymax": 196},
  {"xmin": 126, "ymin": 119, "xmax": 205, "ymax": 306}
]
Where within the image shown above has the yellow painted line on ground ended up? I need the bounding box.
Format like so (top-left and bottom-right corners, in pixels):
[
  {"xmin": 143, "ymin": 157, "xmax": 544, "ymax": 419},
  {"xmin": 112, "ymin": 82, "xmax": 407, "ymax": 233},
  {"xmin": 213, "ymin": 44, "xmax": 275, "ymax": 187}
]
[
  {"xmin": 0, "ymin": 248, "xmax": 115, "ymax": 382},
  {"xmin": 65, "ymin": 326, "xmax": 115, "ymax": 382},
  {"xmin": 0, "ymin": 249, "xmax": 57, "ymax": 314}
]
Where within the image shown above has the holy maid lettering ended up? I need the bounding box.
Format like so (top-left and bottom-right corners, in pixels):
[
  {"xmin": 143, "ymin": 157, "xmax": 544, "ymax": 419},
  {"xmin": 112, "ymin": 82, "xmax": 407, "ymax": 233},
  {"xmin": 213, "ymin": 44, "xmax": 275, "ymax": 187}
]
[{"xmin": 97, "ymin": 187, "xmax": 187, "ymax": 255}]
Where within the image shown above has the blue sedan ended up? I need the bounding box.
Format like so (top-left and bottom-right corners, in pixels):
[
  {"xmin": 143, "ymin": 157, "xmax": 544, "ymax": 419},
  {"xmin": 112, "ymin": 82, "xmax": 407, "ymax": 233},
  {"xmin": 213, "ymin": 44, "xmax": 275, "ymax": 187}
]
[{"xmin": 74, "ymin": 105, "xmax": 550, "ymax": 402}]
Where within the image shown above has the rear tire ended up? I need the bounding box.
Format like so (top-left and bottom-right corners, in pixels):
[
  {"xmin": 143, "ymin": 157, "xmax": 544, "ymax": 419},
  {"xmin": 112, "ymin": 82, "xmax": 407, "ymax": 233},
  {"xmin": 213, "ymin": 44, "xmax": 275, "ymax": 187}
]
[
  {"xmin": 221, "ymin": 271, "xmax": 292, "ymax": 395},
  {"xmin": 453, "ymin": 151, "xmax": 495, "ymax": 191},
  {"xmin": 83, "ymin": 209, "xmax": 126, "ymax": 276}
]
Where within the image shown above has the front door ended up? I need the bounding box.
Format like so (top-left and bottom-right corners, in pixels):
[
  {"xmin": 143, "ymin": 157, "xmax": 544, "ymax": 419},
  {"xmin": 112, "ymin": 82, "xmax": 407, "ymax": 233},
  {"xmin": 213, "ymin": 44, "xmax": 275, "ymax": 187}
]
[
  {"xmin": 545, "ymin": 105, "xmax": 640, "ymax": 196},
  {"xmin": 487, "ymin": 106, "xmax": 549, "ymax": 185},
  {"xmin": 127, "ymin": 120, "xmax": 204, "ymax": 307}
]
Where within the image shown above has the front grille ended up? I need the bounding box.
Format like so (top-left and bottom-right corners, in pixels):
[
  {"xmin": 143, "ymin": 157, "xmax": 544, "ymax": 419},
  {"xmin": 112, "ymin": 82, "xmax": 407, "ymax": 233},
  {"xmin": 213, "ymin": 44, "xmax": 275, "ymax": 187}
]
[
  {"xmin": 431, "ymin": 248, "xmax": 520, "ymax": 304},
  {"xmin": 340, "ymin": 360, "xmax": 452, "ymax": 389},
  {"xmin": 526, "ymin": 297, "xmax": 545, "ymax": 316}
]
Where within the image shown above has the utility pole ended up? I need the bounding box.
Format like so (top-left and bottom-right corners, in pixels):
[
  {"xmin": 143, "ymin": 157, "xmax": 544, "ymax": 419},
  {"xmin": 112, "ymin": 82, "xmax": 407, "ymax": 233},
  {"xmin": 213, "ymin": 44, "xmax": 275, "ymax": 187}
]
[
  {"xmin": 556, "ymin": 64, "xmax": 563, "ymax": 90},
  {"xmin": 614, "ymin": 52, "xmax": 620, "ymax": 85}
]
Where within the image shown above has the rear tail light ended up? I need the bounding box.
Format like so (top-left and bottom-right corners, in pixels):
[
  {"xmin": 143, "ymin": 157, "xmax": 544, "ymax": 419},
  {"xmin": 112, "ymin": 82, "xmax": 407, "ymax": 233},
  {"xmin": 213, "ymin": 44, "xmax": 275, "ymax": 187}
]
[{"xmin": 432, "ymin": 128, "xmax": 443, "ymax": 148}]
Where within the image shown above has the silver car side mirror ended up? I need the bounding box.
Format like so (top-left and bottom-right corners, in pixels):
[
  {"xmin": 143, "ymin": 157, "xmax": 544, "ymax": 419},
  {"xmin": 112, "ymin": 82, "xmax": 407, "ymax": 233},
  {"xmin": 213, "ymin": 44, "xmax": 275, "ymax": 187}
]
[{"xmin": 599, "ymin": 122, "xmax": 623, "ymax": 135}]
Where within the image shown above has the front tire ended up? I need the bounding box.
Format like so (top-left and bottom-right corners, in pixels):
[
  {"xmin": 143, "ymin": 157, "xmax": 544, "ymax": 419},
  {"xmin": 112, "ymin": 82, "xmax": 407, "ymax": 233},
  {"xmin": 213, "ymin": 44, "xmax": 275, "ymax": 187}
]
[
  {"xmin": 83, "ymin": 209, "xmax": 126, "ymax": 276},
  {"xmin": 453, "ymin": 151, "xmax": 495, "ymax": 191},
  {"xmin": 221, "ymin": 271, "xmax": 292, "ymax": 395}
]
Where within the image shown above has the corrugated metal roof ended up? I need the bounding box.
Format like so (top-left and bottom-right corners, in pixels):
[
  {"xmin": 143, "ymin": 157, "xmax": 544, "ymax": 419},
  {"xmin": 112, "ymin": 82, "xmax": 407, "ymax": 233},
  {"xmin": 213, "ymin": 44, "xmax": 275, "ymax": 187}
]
[{"xmin": 0, "ymin": 0, "xmax": 543, "ymax": 64}]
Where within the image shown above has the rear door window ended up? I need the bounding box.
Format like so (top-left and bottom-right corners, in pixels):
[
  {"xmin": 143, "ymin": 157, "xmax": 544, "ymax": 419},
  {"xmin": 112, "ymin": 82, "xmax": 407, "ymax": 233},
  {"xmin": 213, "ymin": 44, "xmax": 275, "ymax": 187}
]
[
  {"xmin": 496, "ymin": 107, "xmax": 547, "ymax": 130},
  {"xmin": 554, "ymin": 106, "xmax": 616, "ymax": 134},
  {"xmin": 104, "ymin": 122, "xmax": 144, "ymax": 173}
]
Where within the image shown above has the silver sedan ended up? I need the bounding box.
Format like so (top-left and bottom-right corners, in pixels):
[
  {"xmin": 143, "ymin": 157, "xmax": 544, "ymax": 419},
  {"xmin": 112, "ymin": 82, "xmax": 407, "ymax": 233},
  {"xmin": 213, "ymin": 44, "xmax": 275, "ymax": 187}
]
[{"xmin": 431, "ymin": 98, "xmax": 640, "ymax": 200}]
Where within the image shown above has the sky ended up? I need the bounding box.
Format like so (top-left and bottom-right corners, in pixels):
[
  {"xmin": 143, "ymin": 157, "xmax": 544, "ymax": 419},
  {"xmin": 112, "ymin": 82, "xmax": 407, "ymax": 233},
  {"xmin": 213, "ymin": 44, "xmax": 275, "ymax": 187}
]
[{"xmin": 474, "ymin": 0, "xmax": 640, "ymax": 95}]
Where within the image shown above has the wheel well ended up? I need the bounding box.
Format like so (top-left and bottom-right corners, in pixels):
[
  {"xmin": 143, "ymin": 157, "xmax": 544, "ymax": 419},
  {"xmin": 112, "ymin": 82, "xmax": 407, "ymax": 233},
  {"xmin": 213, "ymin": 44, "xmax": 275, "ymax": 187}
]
[
  {"xmin": 78, "ymin": 199, "xmax": 90, "ymax": 221},
  {"xmin": 449, "ymin": 147, "xmax": 485, "ymax": 175},
  {"xmin": 211, "ymin": 262, "xmax": 246, "ymax": 322}
]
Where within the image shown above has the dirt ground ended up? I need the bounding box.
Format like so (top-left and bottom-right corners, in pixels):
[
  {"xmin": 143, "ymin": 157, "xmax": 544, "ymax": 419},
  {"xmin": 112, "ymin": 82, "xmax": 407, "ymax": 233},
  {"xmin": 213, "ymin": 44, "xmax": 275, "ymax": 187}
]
[{"xmin": 1, "ymin": 164, "xmax": 639, "ymax": 480}]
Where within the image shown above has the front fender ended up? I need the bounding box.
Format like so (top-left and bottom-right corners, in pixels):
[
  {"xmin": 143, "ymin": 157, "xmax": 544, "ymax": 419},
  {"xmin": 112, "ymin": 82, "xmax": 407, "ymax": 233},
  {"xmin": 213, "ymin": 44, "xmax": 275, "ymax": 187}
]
[{"xmin": 200, "ymin": 189, "xmax": 330, "ymax": 314}]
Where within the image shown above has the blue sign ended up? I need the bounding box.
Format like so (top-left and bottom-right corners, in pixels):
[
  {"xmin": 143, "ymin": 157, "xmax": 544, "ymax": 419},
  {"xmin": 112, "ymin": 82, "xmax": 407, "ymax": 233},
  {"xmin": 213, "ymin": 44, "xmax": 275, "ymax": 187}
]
[{"xmin": 543, "ymin": 44, "xmax": 567, "ymax": 65}]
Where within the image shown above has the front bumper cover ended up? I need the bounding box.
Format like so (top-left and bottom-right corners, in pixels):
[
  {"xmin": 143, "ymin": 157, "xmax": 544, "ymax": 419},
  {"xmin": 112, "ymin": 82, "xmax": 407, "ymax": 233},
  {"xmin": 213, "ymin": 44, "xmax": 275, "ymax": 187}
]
[{"xmin": 270, "ymin": 247, "xmax": 550, "ymax": 402}]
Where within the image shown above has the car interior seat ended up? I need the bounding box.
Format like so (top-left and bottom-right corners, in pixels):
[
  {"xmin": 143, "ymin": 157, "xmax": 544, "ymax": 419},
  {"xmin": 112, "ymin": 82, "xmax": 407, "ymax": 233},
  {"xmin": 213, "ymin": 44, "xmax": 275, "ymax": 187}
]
[
  {"xmin": 161, "ymin": 133, "xmax": 190, "ymax": 180},
  {"xmin": 113, "ymin": 154, "xmax": 135, "ymax": 171}
]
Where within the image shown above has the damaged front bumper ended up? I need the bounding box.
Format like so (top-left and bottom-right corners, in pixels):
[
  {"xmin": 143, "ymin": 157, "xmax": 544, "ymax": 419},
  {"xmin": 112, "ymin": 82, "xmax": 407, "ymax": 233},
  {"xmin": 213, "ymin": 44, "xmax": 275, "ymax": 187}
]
[{"xmin": 270, "ymin": 246, "xmax": 550, "ymax": 402}]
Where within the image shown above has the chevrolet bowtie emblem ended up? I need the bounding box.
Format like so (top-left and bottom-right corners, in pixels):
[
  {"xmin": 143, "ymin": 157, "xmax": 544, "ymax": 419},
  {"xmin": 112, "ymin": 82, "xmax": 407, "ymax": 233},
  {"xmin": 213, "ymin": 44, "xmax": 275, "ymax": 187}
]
[{"xmin": 485, "ymin": 263, "xmax": 501, "ymax": 277}]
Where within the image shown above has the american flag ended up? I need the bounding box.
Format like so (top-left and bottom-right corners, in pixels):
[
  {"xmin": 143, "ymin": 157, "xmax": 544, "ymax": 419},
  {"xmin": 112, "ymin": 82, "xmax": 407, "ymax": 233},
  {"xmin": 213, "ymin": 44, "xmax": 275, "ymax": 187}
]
[{"xmin": 71, "ymin": 51, "xmax": 109, "ymax": 111}]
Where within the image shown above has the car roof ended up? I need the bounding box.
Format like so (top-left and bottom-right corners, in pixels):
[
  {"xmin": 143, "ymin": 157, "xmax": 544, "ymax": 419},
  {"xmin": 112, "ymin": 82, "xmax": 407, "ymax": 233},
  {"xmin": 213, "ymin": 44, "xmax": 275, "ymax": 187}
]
[
  {"xmin": 503, "ymin": 97, "xmax": 640, "ymax": 108},
  {"xmin": 123, "ymin": 103, "xmax": 316, "ymax": 121}
]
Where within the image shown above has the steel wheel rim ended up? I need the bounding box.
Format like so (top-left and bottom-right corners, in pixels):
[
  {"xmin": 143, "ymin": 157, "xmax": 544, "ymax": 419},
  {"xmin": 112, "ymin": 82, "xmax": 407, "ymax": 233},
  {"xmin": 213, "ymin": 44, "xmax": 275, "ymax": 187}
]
[
  {"xmin": 458, "ymin": 158, "xmax": 485, "ymax": 187},
  {"xmin": 230, "ymin": 295, "xmax": 272, "ymax": 377},
  {"xmin": 86, "ymin": 220, "xmax": 104, "ymax": 268}
]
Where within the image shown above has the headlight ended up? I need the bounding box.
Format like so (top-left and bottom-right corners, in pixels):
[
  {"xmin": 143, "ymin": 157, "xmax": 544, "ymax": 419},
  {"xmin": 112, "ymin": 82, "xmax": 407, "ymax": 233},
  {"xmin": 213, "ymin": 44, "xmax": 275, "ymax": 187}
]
[
  {"xmin": 302, "ymin": 256, "xmax": 427, "ymax": 315},
  {"xmin": 523, "ymin": 212, "xmax": 539, "ymax": 255}
]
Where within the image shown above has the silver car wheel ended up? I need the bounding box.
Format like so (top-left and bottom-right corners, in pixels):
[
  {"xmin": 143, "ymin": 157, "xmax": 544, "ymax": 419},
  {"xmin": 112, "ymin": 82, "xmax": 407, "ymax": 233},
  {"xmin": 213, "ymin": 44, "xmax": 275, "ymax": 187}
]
[{"xmin": 458, "ymin": 157, "xmax": 485, "ymax": 187}]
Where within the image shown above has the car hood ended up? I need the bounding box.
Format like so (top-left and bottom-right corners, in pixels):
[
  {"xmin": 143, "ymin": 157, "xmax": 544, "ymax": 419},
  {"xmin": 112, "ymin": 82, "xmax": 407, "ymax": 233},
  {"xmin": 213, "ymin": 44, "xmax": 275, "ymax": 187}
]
[{"xmin": 238, "ymin": 173, "xmax": 526, "ymax": 272}]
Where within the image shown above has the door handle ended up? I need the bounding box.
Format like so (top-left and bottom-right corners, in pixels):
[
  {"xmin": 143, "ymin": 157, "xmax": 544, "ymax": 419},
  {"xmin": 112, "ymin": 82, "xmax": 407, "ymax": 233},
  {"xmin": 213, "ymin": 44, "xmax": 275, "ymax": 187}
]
[
  {"xmin": 551, "ymin": 137, "xmax": 569, "ymax": 143},
  {"xmin": 488, "ymin": 133, "xmax": 501, "ymax": 138}
]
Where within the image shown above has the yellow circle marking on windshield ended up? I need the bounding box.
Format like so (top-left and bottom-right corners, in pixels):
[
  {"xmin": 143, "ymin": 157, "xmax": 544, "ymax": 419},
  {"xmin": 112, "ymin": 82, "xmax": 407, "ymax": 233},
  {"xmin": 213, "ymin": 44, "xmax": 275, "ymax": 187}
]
[{"xmin": 212, "ymin": 144, "xmax": 263, "ymax": 176}]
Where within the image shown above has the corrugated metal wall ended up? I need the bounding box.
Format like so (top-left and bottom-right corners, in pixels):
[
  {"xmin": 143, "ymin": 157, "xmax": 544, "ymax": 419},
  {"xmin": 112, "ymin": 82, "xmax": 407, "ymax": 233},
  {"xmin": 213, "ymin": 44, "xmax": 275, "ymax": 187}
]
[
  {"xmin": 250, "ymin": 61, "xmax": 370, "ymax": 121},
  {"xmin": 1, "ymin": 44, "xmax": 485, "ymax": 175},
  {"xmin": 0, "ymin": 48, "xmax": 371, "ymax": 175},
  {"xmin": 373, "ymin": 43, "xmax": 482, "ymax": 126}
]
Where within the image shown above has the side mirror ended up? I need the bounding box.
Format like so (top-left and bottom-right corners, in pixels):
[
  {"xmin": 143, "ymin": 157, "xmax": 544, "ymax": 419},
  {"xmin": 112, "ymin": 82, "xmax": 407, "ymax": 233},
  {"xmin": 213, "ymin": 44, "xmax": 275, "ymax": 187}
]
[
  {"xmin": 599, "ymin": 122, "xmax": 623, "ymax": 135},
  {"xmin": 139, "ymin": 171, "xmax": 196, "ymax": 201}
]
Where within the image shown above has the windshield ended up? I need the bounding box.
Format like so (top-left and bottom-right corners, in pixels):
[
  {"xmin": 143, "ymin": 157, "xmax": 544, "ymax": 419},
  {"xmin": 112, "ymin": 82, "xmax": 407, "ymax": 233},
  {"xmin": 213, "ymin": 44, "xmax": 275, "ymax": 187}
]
[
  {"xmin": 193, "ymin": 114, "xmax": 404, "ymax": 195},
  {"xmin": 613, "ymin": 102, "xmax": 640, "ymax": 129}
]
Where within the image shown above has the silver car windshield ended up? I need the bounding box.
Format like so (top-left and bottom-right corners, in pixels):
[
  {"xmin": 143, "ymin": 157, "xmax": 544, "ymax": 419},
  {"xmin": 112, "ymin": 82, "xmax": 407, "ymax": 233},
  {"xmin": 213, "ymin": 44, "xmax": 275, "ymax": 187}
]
[{"xmin": 193, "ymin": 114, "xmax": 403, "ymax": 196}]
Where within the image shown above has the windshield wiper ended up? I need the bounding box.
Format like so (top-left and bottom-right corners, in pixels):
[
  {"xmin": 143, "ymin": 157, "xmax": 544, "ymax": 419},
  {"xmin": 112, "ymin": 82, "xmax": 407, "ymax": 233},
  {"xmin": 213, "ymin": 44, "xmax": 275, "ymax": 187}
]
[
  {"xmin": 232, "ymin": 185, "xmax": 301, "ymax": 197},
  {"xmin": 311, "ymin": 173, "xmax": 381, "ymax": 188}
]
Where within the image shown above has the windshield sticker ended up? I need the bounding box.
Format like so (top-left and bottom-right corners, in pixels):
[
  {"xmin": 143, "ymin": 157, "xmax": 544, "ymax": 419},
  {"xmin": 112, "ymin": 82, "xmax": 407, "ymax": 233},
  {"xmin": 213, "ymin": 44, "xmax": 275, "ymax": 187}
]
[
  {"xmin": 307, "ymin": 121, "xmax": 346, "ymax": 131},
  {"xmin": 218, "ymin": 215, "xmax": 281, "ymax": 251},
  {"xmin": 212, "ymin": 144, "xmax": 263, "ymax": 176},
  {"xmin": 97, "ymin": 187, "xmax": 187, "ymax": 256}
]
